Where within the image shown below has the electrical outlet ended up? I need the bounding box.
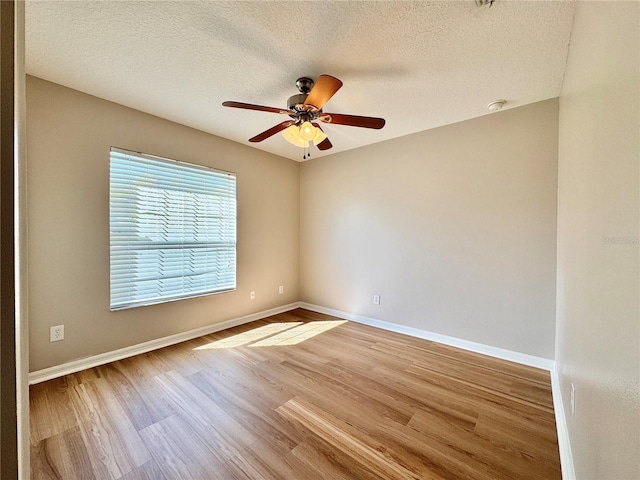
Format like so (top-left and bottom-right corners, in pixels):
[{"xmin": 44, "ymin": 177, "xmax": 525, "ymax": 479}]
[
  {"xmin": 250, "ymin": 291, "xmax": 256, "ymax": 300},
  {"xmin": 278, "ymin": 285, "xmax": 284, "ymax": 294},
  {"xmin": 50, "ymin": 325, "xmax": 64, "ymax": 342},
  {"xmin": 373, "ymin": 294, "xmax": 380, "ymax": 305}
]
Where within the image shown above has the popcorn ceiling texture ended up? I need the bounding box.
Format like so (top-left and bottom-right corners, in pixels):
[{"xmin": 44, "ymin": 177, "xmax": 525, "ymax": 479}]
[{"xmin": 26, "ymin": 1, "xmax": 575, "ymax": 161}]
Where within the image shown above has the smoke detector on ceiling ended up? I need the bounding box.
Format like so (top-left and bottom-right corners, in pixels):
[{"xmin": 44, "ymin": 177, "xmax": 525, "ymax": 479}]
[{"xmin": 488, "ymin": 100, "xmax": 506, "ymax": 112}]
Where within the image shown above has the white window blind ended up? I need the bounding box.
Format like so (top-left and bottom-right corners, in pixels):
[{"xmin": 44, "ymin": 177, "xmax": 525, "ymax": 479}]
[{"xmin": 110, "ymin": 148, "xmax": 236, "ymax": 310}]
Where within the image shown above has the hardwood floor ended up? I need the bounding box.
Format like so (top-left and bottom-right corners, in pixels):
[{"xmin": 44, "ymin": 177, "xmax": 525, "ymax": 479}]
[{"xmin": 30, "ymin": 308, "xmax": 561, "ymax": 479}]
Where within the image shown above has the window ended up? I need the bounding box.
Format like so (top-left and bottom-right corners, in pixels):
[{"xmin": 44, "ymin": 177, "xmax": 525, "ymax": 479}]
[{"xmin": 109, "ymin": 147, "xmax": 236, "ymax": 310}]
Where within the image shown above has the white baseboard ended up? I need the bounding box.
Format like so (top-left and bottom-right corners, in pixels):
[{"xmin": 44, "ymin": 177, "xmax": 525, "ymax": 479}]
[
  {"xmin": 299, "ymin": 302, "xmax": 554, "ymax": 371},
  {"xmin": 551, "ymin": 363, "xmax": 576, "ymax": 480},
  {"xmin": 30, "ymin": 300, "xmax": 554, "ymax": 378},
  {"xmin": 28, "ymin": 302, "xmax": 300, "ymax": 385}
]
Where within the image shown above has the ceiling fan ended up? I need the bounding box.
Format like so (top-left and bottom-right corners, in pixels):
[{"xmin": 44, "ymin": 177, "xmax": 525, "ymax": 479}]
[{"xmin": 222, "ymin": 75, "xmax": 385, "ymax": 159}]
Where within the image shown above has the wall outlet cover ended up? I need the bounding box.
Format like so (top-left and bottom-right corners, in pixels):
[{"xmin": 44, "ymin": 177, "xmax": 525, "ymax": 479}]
[{"xmin": 50, "ymin": 325, "xmax": 64, "ymax": 342}]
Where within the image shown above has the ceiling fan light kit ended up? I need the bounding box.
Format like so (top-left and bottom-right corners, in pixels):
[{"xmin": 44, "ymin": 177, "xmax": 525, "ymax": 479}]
[
  {"xmin": 282, "ymin": 122, "xmax": 326, "ymax": 145},
  {"xmin": 282, "ymin": 125, "xmax": 307, "ymax": 147},
  {"xmin": 222, "ymin": 74, "xmax": 386, "ymax": 159}
]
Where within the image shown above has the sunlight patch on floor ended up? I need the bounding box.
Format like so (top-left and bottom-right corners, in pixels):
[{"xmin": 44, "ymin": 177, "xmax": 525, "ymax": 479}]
[
  {"xmin": 193, "ymin": 320, "xmax": 348, "ymax": 350},
  {"xmin": 249, "ymin": 321, "xmax": 347, "ymax": 347},
  {"xmin": 194, "ymin": 322, "xmax": 302, "ymax": 350}
]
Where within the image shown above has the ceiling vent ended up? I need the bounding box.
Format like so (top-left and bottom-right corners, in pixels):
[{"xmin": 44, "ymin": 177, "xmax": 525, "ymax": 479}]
[{"xmin": 475, "ymin": 0, "xmax": 494, "ymax": 6}]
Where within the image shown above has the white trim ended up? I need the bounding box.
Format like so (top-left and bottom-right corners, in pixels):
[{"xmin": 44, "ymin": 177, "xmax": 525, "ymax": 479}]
[
  {"xmin": 15, "ymin": 1, "xmax": 30, "ymax": 478},
  {"xmin": 28, "ymin": 303, "xmax": 299, "ymax": 385},
  {"xmin": 551, "ymin": 363, "xmax": 576, "ymax": 480},
  {"xmin": 299, "ymin": 302, "xmax": 554, "ymax": 371},
  {"xmin": 29, "ymin": 302, "xmax": 555, "ymax": 384}
]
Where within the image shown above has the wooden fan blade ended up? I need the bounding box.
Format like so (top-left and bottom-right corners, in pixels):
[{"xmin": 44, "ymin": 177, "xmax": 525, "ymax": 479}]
[
  {"xmin": 223, "ymin": 101, "xmax": 293, "ymax": 115},
  {"xmin": 320, "ymin": 113, "xmax": 385, "ymax": 129},
  {"xmin": 311, "ymin": 122, "xmax": 332, "ymax": 150},
  {"xmin": 316, "ymin": 137, "xmax": 333, "ymax": 151},
  {"xmin": 303, "ymin": 75, "xmax": 343, "ymax": 110},
  {"xmin": 249, "ymin": 121, "xmax": 294, "ymax": 142}
]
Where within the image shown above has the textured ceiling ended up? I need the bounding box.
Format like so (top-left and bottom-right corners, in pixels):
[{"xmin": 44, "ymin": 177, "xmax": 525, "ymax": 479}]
[{"xmin": 26, "ymin": 1, "xmax": 575, "ymax": 161}]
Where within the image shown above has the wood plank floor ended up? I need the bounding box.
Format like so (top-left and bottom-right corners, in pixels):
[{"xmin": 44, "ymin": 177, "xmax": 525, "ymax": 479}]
[{"xmin": 30, "ymin": 308, "xmax": 561, "ymax": 479}]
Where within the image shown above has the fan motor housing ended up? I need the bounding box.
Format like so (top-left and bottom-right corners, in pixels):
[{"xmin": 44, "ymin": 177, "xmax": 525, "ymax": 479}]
[{"xmin": 287, "ymin": 93, "xmax": 307, "ymax": 111}]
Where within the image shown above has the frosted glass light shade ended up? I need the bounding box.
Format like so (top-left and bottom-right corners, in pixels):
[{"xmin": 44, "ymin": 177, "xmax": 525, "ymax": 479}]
[
  {"xmin": 298, "ymin": 121, "xmax": 316, "ymax": 141},
  {"xmin": 312, "ymin": 128, "xmax": 327, "ymax": 145},
  {"xmin": 282, "ymin": 124, "xmax": 299, "ymax": 144},
  {"xmin": 282, "ymin": 125, "xmax": 308, "ymax": 147}
]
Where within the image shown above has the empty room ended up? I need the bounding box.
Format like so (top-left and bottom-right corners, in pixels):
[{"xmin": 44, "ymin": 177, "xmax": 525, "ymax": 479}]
[{"xmin": 0, "ymin": 1, "xmax": 637, "ymax": 479}]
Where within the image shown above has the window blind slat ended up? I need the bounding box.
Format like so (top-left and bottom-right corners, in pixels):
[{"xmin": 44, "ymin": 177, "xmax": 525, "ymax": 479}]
[{"xmin": 110, "ymin": 148, "xmax": 237, "ymax": 310}]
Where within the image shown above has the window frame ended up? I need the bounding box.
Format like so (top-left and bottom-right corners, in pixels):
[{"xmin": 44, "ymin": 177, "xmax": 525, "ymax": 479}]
[{"xmin": 109, "ymin": 147, "xmax": 237, "ymax": 311}]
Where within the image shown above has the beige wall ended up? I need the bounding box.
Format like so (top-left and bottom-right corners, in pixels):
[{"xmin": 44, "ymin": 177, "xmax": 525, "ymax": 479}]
[
  {"xmin": 27, "ymin": 76, "xmax": 300, "ymax": 371},
  {"xmin": 556, "ymin": 2, "xmax": 639, "ymax": 479},
  {"xmin": 300, "ymin": 99, "xmax": 559, "ymax": 359}
]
